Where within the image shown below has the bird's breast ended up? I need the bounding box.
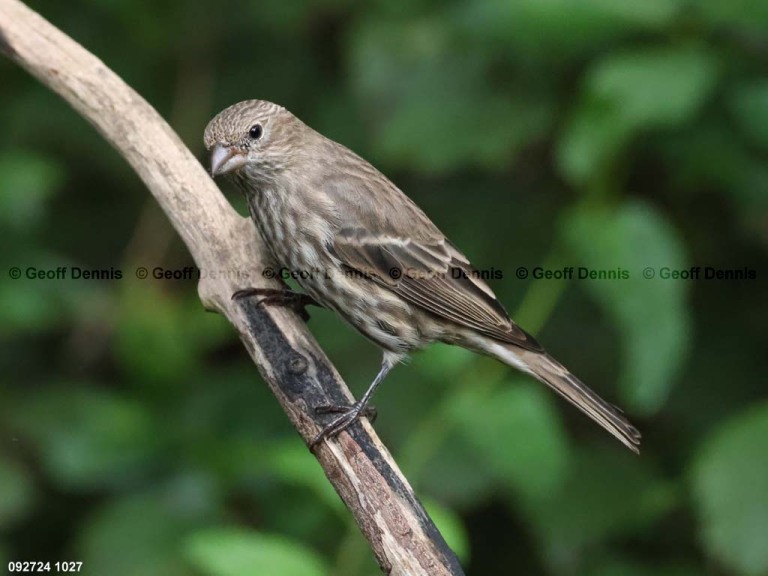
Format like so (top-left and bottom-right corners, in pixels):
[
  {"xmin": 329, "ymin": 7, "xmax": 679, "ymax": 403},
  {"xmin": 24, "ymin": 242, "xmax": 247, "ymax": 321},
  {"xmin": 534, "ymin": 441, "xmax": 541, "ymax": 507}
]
[{"xmin": 246, "ymin": 186, "xmax": 334, "ymax": 282}]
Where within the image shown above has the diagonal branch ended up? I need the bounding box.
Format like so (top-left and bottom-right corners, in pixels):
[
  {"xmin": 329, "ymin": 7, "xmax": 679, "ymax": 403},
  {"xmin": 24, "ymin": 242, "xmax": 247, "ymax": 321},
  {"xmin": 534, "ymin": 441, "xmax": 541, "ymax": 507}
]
[{"xmin": 0, "ymin": 1, "xmax": 464, "ymax": 574}]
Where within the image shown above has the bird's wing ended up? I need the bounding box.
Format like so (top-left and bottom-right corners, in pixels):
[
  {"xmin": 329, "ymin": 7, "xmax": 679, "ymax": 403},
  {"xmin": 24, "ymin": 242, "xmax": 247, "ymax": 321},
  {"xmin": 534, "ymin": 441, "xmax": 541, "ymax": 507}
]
[{"xmin": 320, "ymin": 162, "xmax": 541, "ymax": 351}]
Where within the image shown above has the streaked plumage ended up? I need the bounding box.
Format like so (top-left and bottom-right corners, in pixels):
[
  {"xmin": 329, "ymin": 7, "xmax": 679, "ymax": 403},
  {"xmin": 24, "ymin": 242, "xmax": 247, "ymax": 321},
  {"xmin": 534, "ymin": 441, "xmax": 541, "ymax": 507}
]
[{"xmin": 204, "ymin": 100, "xmax": 641, "ymax": 452}]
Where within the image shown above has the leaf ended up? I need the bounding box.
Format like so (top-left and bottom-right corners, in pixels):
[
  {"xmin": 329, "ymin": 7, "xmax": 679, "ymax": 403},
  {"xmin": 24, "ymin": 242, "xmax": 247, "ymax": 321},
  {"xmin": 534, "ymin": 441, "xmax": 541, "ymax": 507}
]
[
  {"xmin": 458, "ymin": 0, "xmax": 681, "ymax": 59},
  {"xmin": 115, "ymin": 284, "xmax": 221, "ymax": 386},
  {"xmin": 524, "ymin": 444, "xmax": 676, "ymax": 570},
  {"xmin": 412, "ymin": 345, "xmax": 475, "ymax": 381},
  {"xmin": 78, "ymin": 490, "xmax": 210, "ymax": 576},
  {"xmin": 728, "ymin": 79, "xmax": 768, "ymax": 151},
  {"xmin": 587, "ymin": 46, "xmax": 718, "ymax": 129},
  {"xmin": 0, "ymin": 455, "xmax": 36, "ymax": 528},
  {"xmin": 414, "ymin": 429, "xmax": 498, "ymax": 507},
  {"xmin": 557, "ymin": 99, "xmax": 632, "ymax": 187},
  {"xmin": 559, "ymin": 46, "xmax": 718, "ymax": 185},
  {"xmin": 661, "ymin": 122, "xmax": 768, "ymax": 211},
  {"xmin": 447, "ymin": 381, "xmax": 571, "ymax": 501},
  {"xmin": 692, "ymin": 402, "xmax": 768, "ymax": 576},
  {"xmin": 0, "ymin": 152, "xmax": 63, "ymax": 233},
  {"xmin": 0, "ymin": 267, "xmax": 64, "ymax": 335},
  {"xmin": 697, "ymin": 0, "xmax": 768, "ymax": 35},
  {"xmin": 423, "ymin": 499, "xmax": 471, "ymax": 562},
  {"xmin": 350, "ymin": 17, "xmax": 554, "ymax": 173},
  {"xmin": 265, "ymin": 441, "xmax": 344, "ymax": 514},
  {"xmin": 9, "ymin": 388, "xmax": 160, "ymax": 489},
  {"xmin": 584, "ymin": 556, "xmax": 702, "ymax": 576},
  {"xmin": 375, "ymin": 92, "xmax": 553, "ymax": 174},
  {"xmin": 563, "ymin": 199, "xmax": 690, "ymax": 413},
  {"xmin": 184, "ymin": 529, "xmax": 327, "ymax": 576}
]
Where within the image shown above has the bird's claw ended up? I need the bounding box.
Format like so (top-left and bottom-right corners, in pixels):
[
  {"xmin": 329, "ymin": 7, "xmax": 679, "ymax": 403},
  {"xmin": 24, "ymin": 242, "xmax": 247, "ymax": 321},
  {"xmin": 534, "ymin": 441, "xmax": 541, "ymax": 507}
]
[
  {"xmin": 315, "ymin": 403, "xmax": 377, "ymax": 422},
  {"xmin": 310, "ymin": 402, "xmax": 377, "ymax": 449},
  {"xmin": 232, "ymin": 287, "xmax": 319, "ymax": 321}
]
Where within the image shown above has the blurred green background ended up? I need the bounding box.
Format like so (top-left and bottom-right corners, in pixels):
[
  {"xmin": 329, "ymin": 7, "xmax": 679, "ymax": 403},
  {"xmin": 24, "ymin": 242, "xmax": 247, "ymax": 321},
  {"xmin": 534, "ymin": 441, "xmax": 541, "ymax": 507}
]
[{"xmin": 1, "ymin": 0, "xmax": 767, "ymax": 574}]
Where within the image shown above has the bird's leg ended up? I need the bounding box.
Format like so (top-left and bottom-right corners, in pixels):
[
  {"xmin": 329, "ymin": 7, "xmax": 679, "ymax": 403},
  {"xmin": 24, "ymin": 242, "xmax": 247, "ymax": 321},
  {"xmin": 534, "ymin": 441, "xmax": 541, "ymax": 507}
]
[
  {"xmin": 232, "ymin": 287, "xmax": 320, "ymax": 321},
  {"xmin": 310, "ymin": 354, "xmax": 397, "ymax": 449},
  {"xmin": 315, "ymin": 404, "xmax": 378, "ymax": 423}
]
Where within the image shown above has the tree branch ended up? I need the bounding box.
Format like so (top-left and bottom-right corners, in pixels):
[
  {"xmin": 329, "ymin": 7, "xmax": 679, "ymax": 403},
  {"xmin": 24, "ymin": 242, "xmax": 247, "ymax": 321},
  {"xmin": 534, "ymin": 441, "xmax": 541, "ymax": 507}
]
[{"xmin": 0, "ymin": 1, "xmax": 464, "ymax": 574}]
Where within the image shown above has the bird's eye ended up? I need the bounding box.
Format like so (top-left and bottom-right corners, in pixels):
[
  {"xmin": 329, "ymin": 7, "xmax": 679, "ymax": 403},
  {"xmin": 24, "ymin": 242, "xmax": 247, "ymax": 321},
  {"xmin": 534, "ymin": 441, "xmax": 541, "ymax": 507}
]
[{"xmin": 248, "ymin": 124, "xmax": 263, "ymax": 140}]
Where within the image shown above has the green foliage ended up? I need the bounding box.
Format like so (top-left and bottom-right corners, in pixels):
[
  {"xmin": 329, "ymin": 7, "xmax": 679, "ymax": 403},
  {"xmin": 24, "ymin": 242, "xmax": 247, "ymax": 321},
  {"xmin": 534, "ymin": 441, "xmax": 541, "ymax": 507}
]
[
  {"xmin": 563, "ymin": 200, "xmax": 690, "ymax": 413},
  {"xmin": 265, "ymin": 440, "xmax": 344, "ymax": 514},
  {"xmin": 116, "ymin": 284, "xmax": 230, "ymax": 385},
  {"xmin": 458, "ymin": 0, "xmax": 682, "ymax": 58},
  {"xmin": 559, "ymin": 46, "xmax": 719, "ymax": 186},
  {"xmin": 77, "ymin": 485, "xmax": 218, "ymax": 576},
  {"xmin": 728, "ymin": 79, "xmax": 768, "ymax": 151},
  {"xmin": 0, "ymin": 456, "xmax": 36, "ymax": 529},
  {"xmin": 696, "ymin": 0, "xmax": 768, "ymax": 35},
  {"xmin": 524, "ymin": 445, "xmax": 676, "ymax": 560},
  {"xmin": 692, "ymin": 403, "xmax": 768, "ymax": 576},
  {"xmin": 8, "ymin": 388, "xmax": 161, "ymax": 489},
  {"xmin": 351, "ymin": 18, "xmax": 554, "ymax": 173},
  {"xmin": 1, "ymin": 0, "xmax": 765, "ymax": 574},
  {"xmin": 185, "ymin": 529, "xmax": 328, "ymax": 576},
  {"xmin": 583, "ymin": 557, "xmax": 701, "ymax": 576},
  {"xmin": 424, "ymin": 500, "xmax": 471, "ymax": 563},
  {"xmin": 447, "ymin": 382, "xmax": 571, "ymax": 501},
  {"xmin": 0, "ymin": 152, "xmax": 63, "ymax": 232}
]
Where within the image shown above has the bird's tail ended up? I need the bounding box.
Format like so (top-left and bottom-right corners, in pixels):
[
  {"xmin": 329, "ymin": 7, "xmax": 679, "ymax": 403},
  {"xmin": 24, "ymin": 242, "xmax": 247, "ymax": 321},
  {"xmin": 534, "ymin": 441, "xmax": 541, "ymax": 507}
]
[{"xmin": 481, "ymin": 340, "xmax": 641, "ymax": 453}]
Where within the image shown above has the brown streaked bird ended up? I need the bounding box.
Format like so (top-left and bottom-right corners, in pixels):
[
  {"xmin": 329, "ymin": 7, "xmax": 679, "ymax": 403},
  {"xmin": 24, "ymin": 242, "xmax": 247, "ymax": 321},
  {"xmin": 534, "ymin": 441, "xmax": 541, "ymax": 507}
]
[{"xmin": 204, "ymin": 100, "xmax": 641, "ymax": 452}]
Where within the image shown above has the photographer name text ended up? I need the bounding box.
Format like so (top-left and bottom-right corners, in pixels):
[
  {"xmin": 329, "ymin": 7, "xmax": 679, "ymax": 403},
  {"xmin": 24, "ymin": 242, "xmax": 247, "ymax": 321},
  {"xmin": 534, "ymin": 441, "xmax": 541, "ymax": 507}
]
[{"xmin": 7, "ymin": 264, "xmax": 758, "ymax": 282}]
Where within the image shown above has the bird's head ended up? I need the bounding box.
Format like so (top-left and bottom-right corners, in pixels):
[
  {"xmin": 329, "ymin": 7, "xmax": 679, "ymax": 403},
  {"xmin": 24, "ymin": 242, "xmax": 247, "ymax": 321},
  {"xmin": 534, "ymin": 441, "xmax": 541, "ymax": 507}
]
[{"xmin": 204, "ymin": 100, "xmax": 302, "ymax": 180}]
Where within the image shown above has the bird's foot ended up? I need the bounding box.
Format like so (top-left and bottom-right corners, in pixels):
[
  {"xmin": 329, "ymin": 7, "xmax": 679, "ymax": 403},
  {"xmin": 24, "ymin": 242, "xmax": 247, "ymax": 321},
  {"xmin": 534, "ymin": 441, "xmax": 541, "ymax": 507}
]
[
  {"xmin": 310, "ymin": 402, "xmax": 377, "ymax": 449},
  {"xmin": 232, "ymin": 287, "xmax": 319, "ymax": 321},
  {"xmin": 315, "ymin": 403, "xmax": 377, "ymax": 422}
]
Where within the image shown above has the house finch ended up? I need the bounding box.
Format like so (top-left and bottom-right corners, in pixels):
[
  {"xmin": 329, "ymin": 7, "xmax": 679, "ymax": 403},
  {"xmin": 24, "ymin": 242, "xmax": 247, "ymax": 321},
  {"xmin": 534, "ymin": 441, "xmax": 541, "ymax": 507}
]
[{"xmin": 204, "ymin": 100, "xmax": 641, "ymax": 453}]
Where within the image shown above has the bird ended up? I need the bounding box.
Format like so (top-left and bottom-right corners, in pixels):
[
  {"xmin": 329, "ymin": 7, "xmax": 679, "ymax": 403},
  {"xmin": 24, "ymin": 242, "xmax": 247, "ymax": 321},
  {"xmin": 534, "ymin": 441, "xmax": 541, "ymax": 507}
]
[{"xmin": 204, "ymin": 99, "xmax": 641, "ymax": 453}]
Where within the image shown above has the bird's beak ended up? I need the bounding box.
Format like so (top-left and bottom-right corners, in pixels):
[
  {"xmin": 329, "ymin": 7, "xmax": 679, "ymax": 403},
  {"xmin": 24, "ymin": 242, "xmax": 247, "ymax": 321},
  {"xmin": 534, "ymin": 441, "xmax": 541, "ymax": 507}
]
[{"xmin": 210, "ymin": 144, "xmax": 247, "ymax": 177}]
